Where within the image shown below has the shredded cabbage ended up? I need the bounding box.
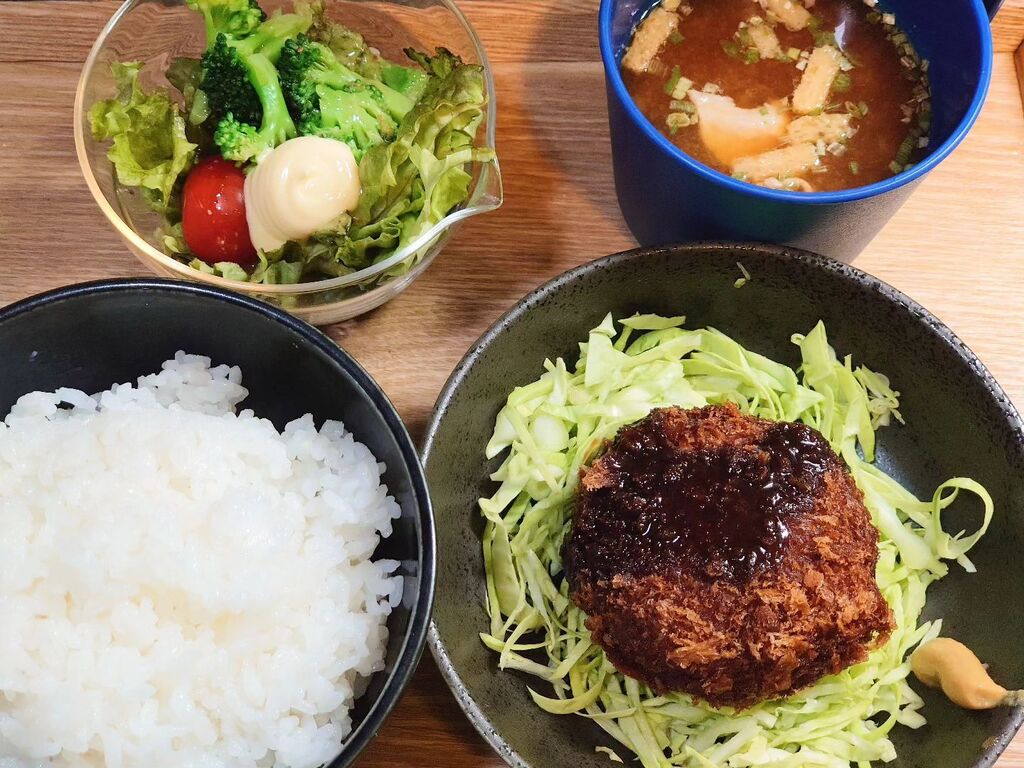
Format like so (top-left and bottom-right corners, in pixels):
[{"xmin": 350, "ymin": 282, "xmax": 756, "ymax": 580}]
[{"xmin": 479, "ymin": 315, "xmax": 993, "ymax": 767}]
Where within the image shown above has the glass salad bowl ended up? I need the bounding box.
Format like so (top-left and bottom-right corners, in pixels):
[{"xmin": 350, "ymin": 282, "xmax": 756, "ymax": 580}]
[{"xmin": 74, "ymin": 0, "xmax": 502, "ymax": 325}]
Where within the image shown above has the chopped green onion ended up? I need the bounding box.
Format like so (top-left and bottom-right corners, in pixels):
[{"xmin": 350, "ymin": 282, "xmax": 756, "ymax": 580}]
[
  {"xmin": 895, "ymin": 134, "xmax": 917, "ymax": 166},
  {"xmin": 721, "ymin": 39, "xmax": 740, "ymax": 58},
  {"xmin": 833, "ymin": 73, "xmax": 852, "ymax": 92},
  {"xmin": 849, "ymin": 160, "xmax": 860, "ymax": 175},
  {"xmin": 668, "ymin": 29, "xmax": 684, "ymax": 44},
  {"xmin": 663, "ymin": 65, "xmax": 682, "ymax": 95},
  {"xmin": 666, "ymin": 112, "xmax": 696, "ymax": 130}
]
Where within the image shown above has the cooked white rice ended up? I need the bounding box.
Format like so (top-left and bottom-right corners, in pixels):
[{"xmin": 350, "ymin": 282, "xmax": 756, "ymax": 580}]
[{"xmin": 0, "ymin": 353, "xmax": 403, "ymax": 768}]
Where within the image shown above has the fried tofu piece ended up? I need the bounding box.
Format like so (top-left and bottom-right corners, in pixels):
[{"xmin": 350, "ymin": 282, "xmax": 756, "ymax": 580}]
[
  {"xmin": 757, "ymin": 0, "xmax": 811, "ymax": 31},
  {"xmin": 689, "ymin": 90, "xmax": 789, "ymax": 165},
  {"xmin": 733, "ymin": 142, "xmax": 818, "ymax": 181},
  {"xmin": 565, "ymin": 405, "xmax": 894, "ymax": 709},
  {"xmin": 622, "ymin": 8, "xmax": 679, "ymax": 73},
  {"xmin": 786, "ymin": 113, "xmax": 853, "ymax": 145},
  {"xmin": 792, "ymin": 45, "xmax": 843, "ymax": 114},
  {"xmin": 747, "ymin": 17, "xmax": 783, "ymax": 59}
]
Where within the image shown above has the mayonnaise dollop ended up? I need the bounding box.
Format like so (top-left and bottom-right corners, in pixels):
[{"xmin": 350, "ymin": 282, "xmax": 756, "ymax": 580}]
[{"xmin": 243, "ymin": 136, "xmax": 361, "ymax": 254}]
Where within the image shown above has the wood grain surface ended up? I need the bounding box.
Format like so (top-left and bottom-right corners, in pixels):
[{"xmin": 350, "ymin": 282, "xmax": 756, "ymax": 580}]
[{"xmin": 1, "ymin": 1, "xmax": 1022, "ymax": 766}]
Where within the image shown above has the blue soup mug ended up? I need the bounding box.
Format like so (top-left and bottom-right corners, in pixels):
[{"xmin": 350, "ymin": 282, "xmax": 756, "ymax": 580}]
[{"xmin": 600, "ymin": 0, "xmax": 995, "ymax": 260}]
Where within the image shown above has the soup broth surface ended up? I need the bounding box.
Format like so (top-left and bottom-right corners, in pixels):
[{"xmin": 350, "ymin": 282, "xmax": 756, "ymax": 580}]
[{"xmin": 622, "ymin": 0, "xmax": 930, "ymax": 192}]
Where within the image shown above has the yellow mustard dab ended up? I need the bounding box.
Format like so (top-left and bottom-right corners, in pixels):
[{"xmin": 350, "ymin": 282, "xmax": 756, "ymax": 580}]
[{"xmin": 911, "ymin": 638, "xmax": 1024, "ymax": 710}]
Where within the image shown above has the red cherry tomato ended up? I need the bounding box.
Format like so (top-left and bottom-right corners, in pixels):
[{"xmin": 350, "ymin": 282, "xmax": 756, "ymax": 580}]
[{"xmin": 182, "ymin": 157, "xmax": 257, "ymax": 266}]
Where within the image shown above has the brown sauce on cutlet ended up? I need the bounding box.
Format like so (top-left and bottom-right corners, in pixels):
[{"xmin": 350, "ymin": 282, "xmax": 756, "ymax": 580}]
[{"xmin": 571, "ymin": 411, "xmax": 840, "ymax": 582}]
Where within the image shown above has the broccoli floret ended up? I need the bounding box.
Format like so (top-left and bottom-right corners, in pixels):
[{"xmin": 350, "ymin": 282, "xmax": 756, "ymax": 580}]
[
  {"xmin": 186, "ymin": 0, "xmax": 266, "ymax": 42},
  {"xmin": 276, "ymin": 35, "xmax": 324, "ymax": 128},
  {"xmin": 199, "ymin": 11, "xmax": 313, "ymax": 124},
  {"xmin": 307, "ymin": 14, "xmax": 428, "ymax": 100},
  {"xmin": 200, "ymin": 35, "xmax": 294, "ymax": 161},
  {"xmin": 277, "ymin": 34, "xmax": 415, "ymax": 158},
  {"xmin": 314, "ymin": 84, "xmax": 399, "ymax": 149},
  {"xmin": 211, "ymin": 47, "xmax": 296, "ymax": 162},
  {"xmin": 188, "ymin": 0, "xmax": 315, "ymax": 55},
  {"xmin": 201, "ymin": 34, "xmax": 262, "ymax": 126},
  {"xmin": 187, "ymin": 0, "xmax": 313, "ymax": 162},
  {"xmin": 213, "ymin": 113, "xmax": 272, "ymax": 162}
]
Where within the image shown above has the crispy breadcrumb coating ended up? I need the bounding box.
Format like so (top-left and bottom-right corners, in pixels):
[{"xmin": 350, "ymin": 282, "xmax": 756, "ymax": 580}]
[{"xmin": 564, "ymin": 404, "xmax": 894, "ymax": 709}]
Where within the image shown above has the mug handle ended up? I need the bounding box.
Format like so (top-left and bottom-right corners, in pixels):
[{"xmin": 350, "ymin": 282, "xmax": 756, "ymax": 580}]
[{"xmin": 984, "ymin": 0, "xmax": 1002, "ymax": 19}]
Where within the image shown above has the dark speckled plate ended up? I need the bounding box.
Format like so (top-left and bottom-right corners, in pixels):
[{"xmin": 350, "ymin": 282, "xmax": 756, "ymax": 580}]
[{"xmin": 421, "ymin": 244, "xmax": 1024, "ymax": 768}]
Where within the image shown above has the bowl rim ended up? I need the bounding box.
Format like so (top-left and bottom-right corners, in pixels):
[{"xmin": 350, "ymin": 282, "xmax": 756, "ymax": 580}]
[
  {"xmin": 0, "ymin": 277, "xmax": 437, "ymax": 768},
  {"xmin": 73, "ymin": 0, "xmax": 501, "ymax": 296},
  {"xmin": 597, "ymin": 0, "xmax": 994, "ymax": 205},
  {"xmin": 420, "ymin": 242, "xmax": 1024, "ymax": 768}
]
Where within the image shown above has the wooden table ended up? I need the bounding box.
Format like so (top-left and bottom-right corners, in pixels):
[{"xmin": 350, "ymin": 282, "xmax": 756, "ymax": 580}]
[{"xmin": 2, "ymin": 0, "xmax": 1023, "ymax": 765}]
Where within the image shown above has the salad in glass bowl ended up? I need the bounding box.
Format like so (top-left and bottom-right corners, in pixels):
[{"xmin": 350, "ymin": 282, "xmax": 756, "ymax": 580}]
[{"xmin": 76, "ymin": 0, "xmax": 501, "ymax": 323}]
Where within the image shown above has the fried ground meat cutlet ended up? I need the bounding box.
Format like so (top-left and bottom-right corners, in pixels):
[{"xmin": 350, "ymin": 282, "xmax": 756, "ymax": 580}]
[{"xmin": 563, "ymin": 404, "xmax": 894, "ymax": 709}]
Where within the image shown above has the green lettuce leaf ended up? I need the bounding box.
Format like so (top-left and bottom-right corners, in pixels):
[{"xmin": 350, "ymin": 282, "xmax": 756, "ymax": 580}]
[
  {"xmin": 349, "ymin": 52, "xmax": 491, "ymax": 271},
  {"xmin": 161, "ymin": 221, "xmax": 188, "ymax": 254},
  {"xmin": 188, "ymin": 247, "xmax": 306, "ymax": 285},
  {"xmin": 272, "ymin": 51, "xmax": 491, "ymax": 280},
  {"xmin": 89, "ymin": 62, "xmax": 197, "ymax": 214},
  {"xmin": 165, "ymin": 56, "xmax": 213, "ymax": 147}
]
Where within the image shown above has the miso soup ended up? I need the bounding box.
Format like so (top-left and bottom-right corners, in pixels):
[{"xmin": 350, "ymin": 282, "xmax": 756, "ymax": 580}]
[{"xmin": 620, "ymin": 0, "xmax": 931, "ymax": 192}]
